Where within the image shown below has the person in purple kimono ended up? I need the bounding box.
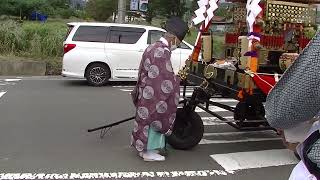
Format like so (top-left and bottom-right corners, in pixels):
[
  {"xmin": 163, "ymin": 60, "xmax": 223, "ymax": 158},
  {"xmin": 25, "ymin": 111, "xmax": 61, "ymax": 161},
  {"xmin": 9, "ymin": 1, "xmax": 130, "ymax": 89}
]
[{"xmin": 130, "ymin": 17, "xmax": 189, "ymax": 161}]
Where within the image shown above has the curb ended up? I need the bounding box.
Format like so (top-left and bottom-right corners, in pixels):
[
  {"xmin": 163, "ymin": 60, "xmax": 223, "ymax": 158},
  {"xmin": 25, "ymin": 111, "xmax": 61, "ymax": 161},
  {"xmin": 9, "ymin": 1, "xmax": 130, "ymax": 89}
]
[{"xmin": 0, "ymin": 61, "xmax": 47, "ymax": 76}]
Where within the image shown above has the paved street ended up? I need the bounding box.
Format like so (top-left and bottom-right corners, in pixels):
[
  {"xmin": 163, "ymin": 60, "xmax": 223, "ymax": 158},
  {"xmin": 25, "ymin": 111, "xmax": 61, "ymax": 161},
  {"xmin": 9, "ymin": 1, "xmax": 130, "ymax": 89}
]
[{"xmin": 0, "ymin": 76, "xmax": 298, "ymax": 180}]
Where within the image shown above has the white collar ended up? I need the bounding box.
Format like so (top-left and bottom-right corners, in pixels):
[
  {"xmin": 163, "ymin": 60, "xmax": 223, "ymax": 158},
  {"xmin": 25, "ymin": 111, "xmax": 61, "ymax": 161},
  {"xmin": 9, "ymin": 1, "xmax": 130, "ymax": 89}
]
[{"xmin": 160, "ymin": 37, "xmax": 169, "ymax": 46}]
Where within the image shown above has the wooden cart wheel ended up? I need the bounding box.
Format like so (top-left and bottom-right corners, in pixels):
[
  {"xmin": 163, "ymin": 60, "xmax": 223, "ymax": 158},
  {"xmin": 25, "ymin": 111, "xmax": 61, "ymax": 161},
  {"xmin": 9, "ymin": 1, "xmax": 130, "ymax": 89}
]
[
  {"xmin": 167, "ymin": 108, "xmax": 204, "ymax": 150},
  {"xmin": 234, "ymin": 101, "xmax": 266, "ymax": 127}
]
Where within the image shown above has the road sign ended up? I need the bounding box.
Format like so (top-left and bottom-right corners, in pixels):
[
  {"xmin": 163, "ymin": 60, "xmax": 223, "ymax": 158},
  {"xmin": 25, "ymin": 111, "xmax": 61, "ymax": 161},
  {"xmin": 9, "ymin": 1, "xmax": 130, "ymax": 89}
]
[
  {"xmin": 139, "ymin": 0, "xmax": 148, "ymax": 12},
  {"xmin": 130, "ymin": 0, "xmax": 139, "ymax": 11}
]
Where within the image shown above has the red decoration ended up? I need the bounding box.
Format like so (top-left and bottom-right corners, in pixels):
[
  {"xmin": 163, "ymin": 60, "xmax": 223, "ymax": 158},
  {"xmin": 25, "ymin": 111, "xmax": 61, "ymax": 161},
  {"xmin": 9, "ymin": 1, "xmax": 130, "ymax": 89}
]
[
  {"xmin": 225, "ymin": 33, "xmax": 240, "ymax": 44},
  {"xmin": 299, "ymin": 36, "xmax": 311, "ymax": 49},
  {"xmin": 252, "ymin": 74, "xmax": 278, "ymax": 95},
  {"xmin": 260, "ymin": 35, "xmax": 284, "ymax": 49}
]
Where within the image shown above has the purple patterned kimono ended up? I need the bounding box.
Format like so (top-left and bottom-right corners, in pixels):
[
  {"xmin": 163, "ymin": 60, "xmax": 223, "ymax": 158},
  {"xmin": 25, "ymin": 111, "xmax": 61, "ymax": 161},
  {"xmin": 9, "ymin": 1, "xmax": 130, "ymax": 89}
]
[{"xmin": 130, "ymin": 38, "xmax": 181, "ymax": 152}]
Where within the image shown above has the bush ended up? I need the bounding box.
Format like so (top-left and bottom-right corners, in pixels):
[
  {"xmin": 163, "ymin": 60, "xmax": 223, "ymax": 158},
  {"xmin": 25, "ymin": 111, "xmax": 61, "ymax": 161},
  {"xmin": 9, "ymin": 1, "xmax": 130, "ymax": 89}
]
[
  {"xmin": 0, "ymin": 20, "xmax": 25, "ymax": 55},
  {"xmin": 0, "ymin": 20, "xmax": 68, "ymax": 58}
]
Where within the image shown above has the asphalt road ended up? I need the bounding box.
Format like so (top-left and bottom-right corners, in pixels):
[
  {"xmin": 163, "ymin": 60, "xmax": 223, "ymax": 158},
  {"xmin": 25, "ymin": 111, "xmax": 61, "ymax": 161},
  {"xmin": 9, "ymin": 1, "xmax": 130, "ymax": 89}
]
[{"xmin": 0, "ymin": 76, "xmax": 299, "ymax": 180}]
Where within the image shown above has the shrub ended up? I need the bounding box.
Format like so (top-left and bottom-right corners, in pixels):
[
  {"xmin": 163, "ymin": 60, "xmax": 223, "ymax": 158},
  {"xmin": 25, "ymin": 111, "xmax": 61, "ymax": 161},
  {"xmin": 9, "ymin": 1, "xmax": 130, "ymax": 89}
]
[{"xmin": 0, "ymin": 20, "xmax": 68, "ymax": 58}]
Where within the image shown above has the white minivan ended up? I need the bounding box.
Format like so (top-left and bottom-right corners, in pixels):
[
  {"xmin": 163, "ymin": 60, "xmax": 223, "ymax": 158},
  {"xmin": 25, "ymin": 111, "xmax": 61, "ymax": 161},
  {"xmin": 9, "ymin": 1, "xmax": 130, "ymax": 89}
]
[{"xmin": 62, "ymin": 22, "xmax": 194, "ymax": 86}]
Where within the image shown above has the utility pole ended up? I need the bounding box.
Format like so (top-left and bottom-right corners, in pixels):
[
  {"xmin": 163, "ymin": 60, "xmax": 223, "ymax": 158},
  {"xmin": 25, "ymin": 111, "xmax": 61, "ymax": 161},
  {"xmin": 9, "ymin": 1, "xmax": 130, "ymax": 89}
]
[{"xmin": 117, "ymin": 0, "xmax": 126, "ymax": 23}]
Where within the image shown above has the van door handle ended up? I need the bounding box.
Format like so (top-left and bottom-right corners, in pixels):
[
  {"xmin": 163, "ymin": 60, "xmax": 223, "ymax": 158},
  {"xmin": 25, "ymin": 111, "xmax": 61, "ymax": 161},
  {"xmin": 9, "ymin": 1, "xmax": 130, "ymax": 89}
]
[{"xmin": 138, "ymin": 49, "xmax": 144, "ymax": 52}]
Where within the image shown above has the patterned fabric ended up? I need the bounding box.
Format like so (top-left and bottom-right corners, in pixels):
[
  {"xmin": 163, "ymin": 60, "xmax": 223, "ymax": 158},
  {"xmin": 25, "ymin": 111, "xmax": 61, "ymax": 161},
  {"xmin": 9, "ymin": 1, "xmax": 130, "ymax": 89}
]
[
  {"xmin": 265, "ymin": 31, "xmax": 320, "ymax": 129},
  {"xmin": 130, "ymin": 40, "xmax": 180, "ymax": 152},
  {"xmin": 308, "ymin": 138, "xmax": 320, "ymax": 168}
]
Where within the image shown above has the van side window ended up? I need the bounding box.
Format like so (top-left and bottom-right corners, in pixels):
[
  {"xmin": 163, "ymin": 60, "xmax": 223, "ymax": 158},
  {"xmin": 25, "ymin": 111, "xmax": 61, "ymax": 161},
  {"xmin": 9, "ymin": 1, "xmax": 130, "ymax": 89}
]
[
  {"xmin": 72, "ymin": 26, "xmax": 108, "ymax": 43},
  {"xmin": 148, "ymin": 30, "xmax": 165, "ymax": 44},
  {"xmin": 108, "ymin": 27, "xmax": 146, "ymax": 44}
]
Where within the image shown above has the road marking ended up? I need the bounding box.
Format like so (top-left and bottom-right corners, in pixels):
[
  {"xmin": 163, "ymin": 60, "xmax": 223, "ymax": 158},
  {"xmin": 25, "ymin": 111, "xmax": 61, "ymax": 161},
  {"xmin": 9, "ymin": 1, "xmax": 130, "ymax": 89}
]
[
  {"xmin": 199, "ymin": 137, "xmax": 281, "ymax": 144},
  {"xmin": 210, "ymin": 149, "xmax": 299, "ymax": 172},
  {"xmin": 202, "ymin": 116, "xmax": 233, "ymax": 125},
  {"xmin": 0, "ymin": 170, "xmax": 235, "ymax": 179},
  {"xmin": 179, "ymin": 97, "xmax": 238, "ymax": 103},
  {"xmin": 200, "ymin": 130, "xmax": 280, "ymax": 144},
  {"xmin": 195, "ymin": 106, "xmax": 236, "ymax": 113},
  {"xmin": 120, "ymin": 89, "xmax": 133, "ymax": 92},
  {"xmin": 4, "ymin": 79, "xmax": 21, "ymax": 82},
  {"xmin": 203, "ymin": 130, "xmax": 276, "ymax": 137},
  {"xmin": 113, "ymin": 86, "xmax": 135, "ymax": 88},
  {"xmin": 181, "ymin": 92, "xmax": 193, "ymax": 96},
  {"xmin": 0, "ymin": 92, "xmax": 6, "ymax": 99}
]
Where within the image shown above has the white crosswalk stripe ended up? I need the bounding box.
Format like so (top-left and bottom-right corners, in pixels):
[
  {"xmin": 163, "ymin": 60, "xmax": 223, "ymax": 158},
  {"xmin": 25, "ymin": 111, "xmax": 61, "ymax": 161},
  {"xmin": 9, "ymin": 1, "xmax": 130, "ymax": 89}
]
[
  {"xmin": 201, "ymin": 116, "xmax": 233, "ymax": 125},
  {"xmin": 0, "ymin": 91, "xmax": 6, "ymax": 99},
  {"xmin": 195, "ymin": 106, "xmax": 236, "ymax": 113},
  {"xmin": 4, "ymin": 79, "xmax": 22, "ymax": 82},
  {"xmin": 210, "ymin": 149, "xmax": 299, "ymax": 171},
  {"xmin": 0, "ymin": 79, "xmax": 21, "ymax": 100},
  {"xmin": 200, "ymin": 130, "xmax": 281, "ymax": 145}
]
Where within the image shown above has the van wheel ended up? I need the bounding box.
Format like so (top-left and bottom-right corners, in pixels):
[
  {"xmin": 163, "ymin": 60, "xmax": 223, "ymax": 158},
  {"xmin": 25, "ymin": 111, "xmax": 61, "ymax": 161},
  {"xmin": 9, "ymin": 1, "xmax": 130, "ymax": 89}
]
[{"xmin": 85, "ymin": 63, "xmax": 111, "ymax": 86}]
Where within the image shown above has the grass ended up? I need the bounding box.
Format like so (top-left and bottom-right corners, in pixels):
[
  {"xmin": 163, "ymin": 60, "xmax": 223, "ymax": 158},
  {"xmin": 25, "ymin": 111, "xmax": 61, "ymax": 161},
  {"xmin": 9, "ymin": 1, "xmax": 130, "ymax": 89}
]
[{"xmin": 0, "ymin": 20, "xmax": 68, "ymax": 57}]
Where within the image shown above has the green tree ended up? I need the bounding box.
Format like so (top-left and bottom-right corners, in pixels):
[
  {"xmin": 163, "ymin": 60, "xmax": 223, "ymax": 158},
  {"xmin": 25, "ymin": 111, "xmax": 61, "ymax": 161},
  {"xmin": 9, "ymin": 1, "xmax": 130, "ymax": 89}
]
[
  {"xmin": 146, "ymin": 0, "xmax": 188, "ymax": 23},
  {"xmin": 86, "ymin": 0, "xmax": 117, "ymax": 21},
  {"xmin": 49, "ymin": 0, "xmax": 69, "ymax": 9}
]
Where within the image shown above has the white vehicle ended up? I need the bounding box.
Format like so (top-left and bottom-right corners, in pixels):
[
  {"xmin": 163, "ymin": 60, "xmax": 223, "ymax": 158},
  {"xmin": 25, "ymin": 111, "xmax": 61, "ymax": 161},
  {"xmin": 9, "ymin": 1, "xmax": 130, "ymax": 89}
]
[{"xmin": 62, "ymin": 22, "xmax": 194, "ymax": 86}]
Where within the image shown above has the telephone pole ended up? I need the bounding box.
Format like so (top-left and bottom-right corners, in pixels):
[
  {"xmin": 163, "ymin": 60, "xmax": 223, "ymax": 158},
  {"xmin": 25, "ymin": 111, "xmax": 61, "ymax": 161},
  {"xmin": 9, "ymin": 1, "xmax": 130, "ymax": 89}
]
[{"xmin": 117, "ymin": 0, "xmax": 126, "ymax": 23}]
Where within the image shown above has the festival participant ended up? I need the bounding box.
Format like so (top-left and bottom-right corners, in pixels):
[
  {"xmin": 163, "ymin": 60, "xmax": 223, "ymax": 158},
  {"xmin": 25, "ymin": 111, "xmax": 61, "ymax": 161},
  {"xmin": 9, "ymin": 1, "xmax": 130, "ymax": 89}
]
[{"xmin": 130, "ymin": 17, "xmax": 189, "ymax": 161}]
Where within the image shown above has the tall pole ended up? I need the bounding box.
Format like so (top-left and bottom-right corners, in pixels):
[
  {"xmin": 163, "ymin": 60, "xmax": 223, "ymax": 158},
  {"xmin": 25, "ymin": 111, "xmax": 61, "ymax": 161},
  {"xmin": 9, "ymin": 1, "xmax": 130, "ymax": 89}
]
[{"xmin": 117, "ymin": 0, "xmax": 126, "ymax": 23}]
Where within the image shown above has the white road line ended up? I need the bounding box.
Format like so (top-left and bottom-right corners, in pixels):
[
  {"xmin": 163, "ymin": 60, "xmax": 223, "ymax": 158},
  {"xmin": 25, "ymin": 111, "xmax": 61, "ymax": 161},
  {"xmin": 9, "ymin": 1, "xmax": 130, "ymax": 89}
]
[
  {"xmin": 179, "ymin": 98, "xmax": 238, "ymax": 103},
  {"xmin": 203, "ymin": 130, "xmax": 276, "ymax": 137},
  {"xmin": 120, "ymin": 89, "xmax": 133, "ymax": 92},
  {"xmin": 199, "ymin": 137, "xmax": 281, "ymax": 144},
  {"xmin": 0, "ymin": 170, "xmax": 235, "ymax": 179},
  {"xmin": 113, "ymin": 86, "xmax": 134, "ymax": 88},
  {"xmin": 4, "ymin": 79, "xmax": 21, "ymax": 82},
  {"xmin": 200, "ymin": 130, "xmax": 280, "ymax": 145},
  {"xmin": 195, "ymin": 106, "xmax": 236, "ymax": 113},
  {"xmin": 211, "ymin": 99, "xmax": 238, "ymax": 103},
  {"xmin": 0, "ymin": 92, "xmax": 6, "ymax": 99},
  {"xmin": 181, "ymin": 92, "xmax": 193, "ymax": 96},
  {"xmin": 210, "ymin": 149, "xmax": 299, "ymax": 172},
  {"xmin": 202, "ymin": 116, "xmax": 233, "ymax": 125}
]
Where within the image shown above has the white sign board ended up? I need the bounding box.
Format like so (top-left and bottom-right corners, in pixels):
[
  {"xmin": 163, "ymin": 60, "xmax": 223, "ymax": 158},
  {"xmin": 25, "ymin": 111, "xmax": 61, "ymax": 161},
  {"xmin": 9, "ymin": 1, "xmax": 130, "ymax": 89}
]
[{"xmin": 130, "ymin": 0, "xmax": 139, "ymax": 11}]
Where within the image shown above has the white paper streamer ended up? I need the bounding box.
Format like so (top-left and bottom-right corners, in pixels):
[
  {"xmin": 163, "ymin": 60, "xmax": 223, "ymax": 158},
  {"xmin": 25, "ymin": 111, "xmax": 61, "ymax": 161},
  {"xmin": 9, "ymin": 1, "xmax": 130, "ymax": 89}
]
[
  {"xmin": 246, "ymin": 0, "xmax": 262, "ymax": 33},
  {"xmin": 192, "ymin": 0, "xmax": 218, "ymax": 28}
]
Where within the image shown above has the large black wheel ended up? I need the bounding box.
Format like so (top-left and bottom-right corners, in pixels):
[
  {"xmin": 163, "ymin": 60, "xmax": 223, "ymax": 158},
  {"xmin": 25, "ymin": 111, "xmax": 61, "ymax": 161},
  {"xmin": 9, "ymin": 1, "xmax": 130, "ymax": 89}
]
[
  {"xmin": 167, "ymin": 108, "xmax": 204, "ymax": 150},
  {"xmin": 85, "ymin": 63, "xmax": 111, "ymax": 86},
  {"xmin": 234, "ymin": 101, "xmax": 266, "ymax": 127}
]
